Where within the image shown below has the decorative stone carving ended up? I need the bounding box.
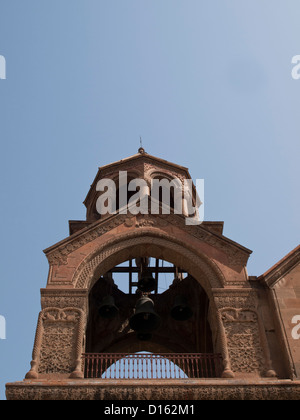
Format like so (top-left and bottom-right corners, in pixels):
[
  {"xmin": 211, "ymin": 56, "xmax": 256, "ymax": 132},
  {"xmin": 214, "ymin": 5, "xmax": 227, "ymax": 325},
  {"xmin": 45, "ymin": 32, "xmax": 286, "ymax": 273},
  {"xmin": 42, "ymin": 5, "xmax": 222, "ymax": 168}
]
[
  {"xmin": 45, "ymin": 212, "xmax": 251, "ymax": 271},
  {"xmin": 135, "ymin": 216, "xmax": 155, "ymax": 228},
  {"xmin": 25, "ymin": 308, "xmax": 86, "ymax": 380},
  {"xmin": 45, "ymin": 215, "xmax": 129, "ymax": 266},
  {"xmin": 41, "ymin": 290, "xmax": 88, "ymax": 311},
  {"xmin": 6, "ymin": 380, "xmax": 300, "ymax": 401},
  {"xmin": 212, "ymin": 290, "xmax": 277, "ymax": 378},
  {"xmin": 221, "ymin": 308, "xmax": 265, "ymax": 374},
  {"xmin": 72, "ymin": 232, "xmax": 225, "ymax": 293}
]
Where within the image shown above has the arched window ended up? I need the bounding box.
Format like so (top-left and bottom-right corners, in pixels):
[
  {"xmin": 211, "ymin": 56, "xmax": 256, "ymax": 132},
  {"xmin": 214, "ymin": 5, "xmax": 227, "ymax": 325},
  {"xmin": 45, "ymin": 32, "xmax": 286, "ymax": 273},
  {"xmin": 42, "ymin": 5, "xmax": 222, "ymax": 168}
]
[{"xmin": 150, "ymin": 176, "xmax": 182, "ymax": 214}]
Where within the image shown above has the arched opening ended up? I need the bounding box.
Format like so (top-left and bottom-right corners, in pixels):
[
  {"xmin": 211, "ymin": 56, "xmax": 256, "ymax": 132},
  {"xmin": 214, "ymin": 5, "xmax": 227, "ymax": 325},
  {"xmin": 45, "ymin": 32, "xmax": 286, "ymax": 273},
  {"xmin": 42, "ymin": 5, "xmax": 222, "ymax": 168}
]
[
  {"xmin": 86, "ymin": 258, "xmax": 213, "ymax": 353},
  {"xmin": 115, "ymin": 176, "xmax": 142, "ymax": 215},
  {"xmin": 74, "ymin": 232, "xmax": 225, "ymax": 293},
  {"xmin": 150, "ymin": 176, "xmax": 178, "ymax": 215},
  {"xmin": 73, "ymin": 231, "xmax": 226, "ymax": 378},
  {"xmin": 84, "ymin": 256, "xmax": 222, "ymax": 378}
]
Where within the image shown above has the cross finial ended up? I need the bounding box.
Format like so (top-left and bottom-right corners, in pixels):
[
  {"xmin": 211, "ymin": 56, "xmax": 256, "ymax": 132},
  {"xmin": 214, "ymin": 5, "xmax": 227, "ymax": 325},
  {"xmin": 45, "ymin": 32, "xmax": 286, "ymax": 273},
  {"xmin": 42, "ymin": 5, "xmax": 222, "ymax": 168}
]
[{"xmin": 138, "ymin": 136, "xmax": 145, "ymax": 154}]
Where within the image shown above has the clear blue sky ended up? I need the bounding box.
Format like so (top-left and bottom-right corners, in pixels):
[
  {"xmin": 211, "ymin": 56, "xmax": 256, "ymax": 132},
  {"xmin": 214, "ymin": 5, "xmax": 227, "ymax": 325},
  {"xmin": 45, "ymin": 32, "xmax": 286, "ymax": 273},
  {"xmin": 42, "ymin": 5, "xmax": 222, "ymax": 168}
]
[{"xmin": 0, "ymin": 1, "xmax": 300, "ymax": 399}]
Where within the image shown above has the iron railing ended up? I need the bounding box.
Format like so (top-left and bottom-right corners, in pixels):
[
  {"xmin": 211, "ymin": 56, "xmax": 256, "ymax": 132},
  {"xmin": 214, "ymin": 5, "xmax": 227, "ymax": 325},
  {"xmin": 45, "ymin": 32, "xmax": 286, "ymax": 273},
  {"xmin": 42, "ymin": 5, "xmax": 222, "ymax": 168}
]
[{"xmin": 82, "ymin": 353, "xmax": 223, "ymax": 379}]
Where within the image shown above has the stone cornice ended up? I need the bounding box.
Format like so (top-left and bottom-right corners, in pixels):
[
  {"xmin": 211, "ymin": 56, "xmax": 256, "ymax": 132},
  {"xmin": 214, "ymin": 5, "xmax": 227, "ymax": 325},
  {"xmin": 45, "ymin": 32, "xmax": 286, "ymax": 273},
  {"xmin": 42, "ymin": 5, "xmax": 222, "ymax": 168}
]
[
  {"xmin": 43, "ymin": 213, "xmax": 252, "ymax": 267},
  {"xmin": 6, "ymin": 379, "xmax": 300, "ymax": 400},
  {"xmin": 259, "ymin": 245, "xmax": 300, "ymax": 288}
]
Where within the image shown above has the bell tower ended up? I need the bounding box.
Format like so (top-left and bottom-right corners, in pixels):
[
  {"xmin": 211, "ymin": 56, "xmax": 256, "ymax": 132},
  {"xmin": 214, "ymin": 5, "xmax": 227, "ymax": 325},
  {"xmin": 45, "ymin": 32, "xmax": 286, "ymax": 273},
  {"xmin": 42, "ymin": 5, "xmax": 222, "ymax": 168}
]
[{"xmin": 6, "ymin": 149, "xmax": 300, "ymax": 400}]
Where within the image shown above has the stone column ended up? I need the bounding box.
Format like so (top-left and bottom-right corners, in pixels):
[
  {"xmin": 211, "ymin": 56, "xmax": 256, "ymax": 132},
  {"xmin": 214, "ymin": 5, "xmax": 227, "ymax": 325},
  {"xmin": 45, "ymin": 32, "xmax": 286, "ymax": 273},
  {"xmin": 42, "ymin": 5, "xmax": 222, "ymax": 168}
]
[{"xmin": 25, "ymin": 290, "xmax": 88, "ymax": 380}]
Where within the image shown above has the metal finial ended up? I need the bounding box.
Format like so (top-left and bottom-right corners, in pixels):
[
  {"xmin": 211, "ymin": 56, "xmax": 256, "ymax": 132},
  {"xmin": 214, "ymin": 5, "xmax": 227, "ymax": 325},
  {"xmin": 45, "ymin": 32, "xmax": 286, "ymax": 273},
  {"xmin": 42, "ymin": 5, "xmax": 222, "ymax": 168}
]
[{"xmin": 138, "ymin": 136, "xmax": 145, "ymax": 154}]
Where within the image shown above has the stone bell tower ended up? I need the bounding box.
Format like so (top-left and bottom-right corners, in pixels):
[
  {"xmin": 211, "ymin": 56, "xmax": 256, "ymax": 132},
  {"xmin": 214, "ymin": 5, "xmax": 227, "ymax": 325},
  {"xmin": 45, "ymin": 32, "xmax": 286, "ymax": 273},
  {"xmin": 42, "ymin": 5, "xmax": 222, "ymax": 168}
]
[{"xmin": 6, "ymin": 149, "xmax": 300, "ymax": 400}]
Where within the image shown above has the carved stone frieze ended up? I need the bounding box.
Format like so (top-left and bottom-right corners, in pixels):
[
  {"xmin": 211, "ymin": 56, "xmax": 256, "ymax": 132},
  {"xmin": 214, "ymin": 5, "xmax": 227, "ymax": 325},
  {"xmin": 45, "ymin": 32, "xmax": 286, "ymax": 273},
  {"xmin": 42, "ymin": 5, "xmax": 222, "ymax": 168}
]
[
  {"xmin": 6, "ymin": 380, "xmax": 300, "ymax": 400},
  {"xmin": 45, "ymin": 212, "xmax": 251, "ymax": 271},
  {"xmin": 41, "ymin": 290, "xmax": 88, "ymax": 312},
  {"xmin": 213, "ymin": 289, "xmax": 258, "ymax": 310},
  {"xmin": 46, "ymin": 215, "xmax": 129, "ymax": 266}
]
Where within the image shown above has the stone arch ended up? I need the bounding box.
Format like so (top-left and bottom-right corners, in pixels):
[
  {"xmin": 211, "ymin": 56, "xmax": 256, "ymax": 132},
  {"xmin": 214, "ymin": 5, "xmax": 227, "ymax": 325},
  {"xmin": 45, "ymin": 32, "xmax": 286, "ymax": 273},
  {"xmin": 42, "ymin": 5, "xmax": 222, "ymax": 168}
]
[
  {"xmin": 72, "ymin": 229, "xmax": 225, "ymax": 297},
  {"xmin": 146, "ymin": 167, "xmax": 185, "ymax": 183},
  {"xmin": 149, "ymin": 170, "xmax": 182, "ymax": 183},
  {"xmin": 83, "ymin": 231, "xmax": 221, "ymax": 360}
]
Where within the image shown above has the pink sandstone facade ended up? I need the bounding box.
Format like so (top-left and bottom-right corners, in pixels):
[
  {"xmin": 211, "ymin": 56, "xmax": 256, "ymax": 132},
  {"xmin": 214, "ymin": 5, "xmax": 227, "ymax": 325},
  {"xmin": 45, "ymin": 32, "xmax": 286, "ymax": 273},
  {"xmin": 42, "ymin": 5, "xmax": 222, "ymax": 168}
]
[{"xmin": 5, "ymin": 150, "xmax": 300, "ymax": 400}]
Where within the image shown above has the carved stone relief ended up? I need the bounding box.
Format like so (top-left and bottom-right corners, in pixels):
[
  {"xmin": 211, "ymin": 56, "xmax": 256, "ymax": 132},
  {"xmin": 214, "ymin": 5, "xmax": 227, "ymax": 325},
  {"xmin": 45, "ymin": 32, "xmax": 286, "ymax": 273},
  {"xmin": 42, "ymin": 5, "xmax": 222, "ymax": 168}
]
[
  {"xmin": 45, "ymin": 213, "xmax": 250, "ymax": 271},
  {"xmin": 26, "ymin": 308, "xmax": 86, "ymax": 380},
  {"xmin": 221, "ymin": 308, "xmax": 264, "ymax": 374},
  {"xmin": 212, "ymin": 290, "xmax": 277, "ymax": 377},
  {"xmin": 6, "ymin": 381, "xmax": 300, "ymax": 401}
]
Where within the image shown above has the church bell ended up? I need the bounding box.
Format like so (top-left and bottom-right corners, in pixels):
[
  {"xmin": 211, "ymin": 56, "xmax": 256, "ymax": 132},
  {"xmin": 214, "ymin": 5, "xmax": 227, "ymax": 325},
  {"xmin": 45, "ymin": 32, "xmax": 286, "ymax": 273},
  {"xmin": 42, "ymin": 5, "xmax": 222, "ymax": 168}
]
[
  {"xmin": 137, "ymin": 268, "xmax": 157, "ymax": 293},
  {"xmin": 171, "ymin": 295, "xmax": 193, "ymax": 321},
  {"xmin": 129, "ymin": 297, "xmax": 161, "ymax": 334},
  {"xmin": 98, "ymin": 296, "xmax": 119, "ymax": 319}
]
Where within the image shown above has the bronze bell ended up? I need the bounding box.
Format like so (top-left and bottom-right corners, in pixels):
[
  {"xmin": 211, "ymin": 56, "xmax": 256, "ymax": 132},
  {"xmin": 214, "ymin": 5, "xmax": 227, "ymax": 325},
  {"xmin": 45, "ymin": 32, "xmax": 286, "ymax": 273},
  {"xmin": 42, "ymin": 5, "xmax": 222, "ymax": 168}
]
[
  {"xmin": 98, "ymin": 296, "xmax": 119, "ymax": 319},
  {"xmin": 130, "ymin": 297, "xmax": 161, "ymax": 334},
  {"xmin": 171, "ymin": 295, "xmax": 193, "ymax": 321},
  {"xmin": 137, "ymin": 268, "xmax": 157, "ymax": 293}
]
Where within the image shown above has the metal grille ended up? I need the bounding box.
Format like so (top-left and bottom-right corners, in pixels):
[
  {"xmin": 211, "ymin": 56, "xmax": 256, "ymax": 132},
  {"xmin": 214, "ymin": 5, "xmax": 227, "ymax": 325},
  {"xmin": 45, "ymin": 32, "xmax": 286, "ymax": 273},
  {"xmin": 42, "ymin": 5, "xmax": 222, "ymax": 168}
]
[{"xmin": 82, "ymin": 353, "xmax": 223, "ymax": 379}]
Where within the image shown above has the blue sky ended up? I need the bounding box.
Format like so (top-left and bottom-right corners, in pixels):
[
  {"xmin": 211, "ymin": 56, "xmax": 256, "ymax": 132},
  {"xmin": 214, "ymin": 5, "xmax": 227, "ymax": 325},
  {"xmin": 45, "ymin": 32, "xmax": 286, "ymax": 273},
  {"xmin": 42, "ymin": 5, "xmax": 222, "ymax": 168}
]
[{"xmin": 0, "ymin": 1, "xmax": 300, "ymax": 399}]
